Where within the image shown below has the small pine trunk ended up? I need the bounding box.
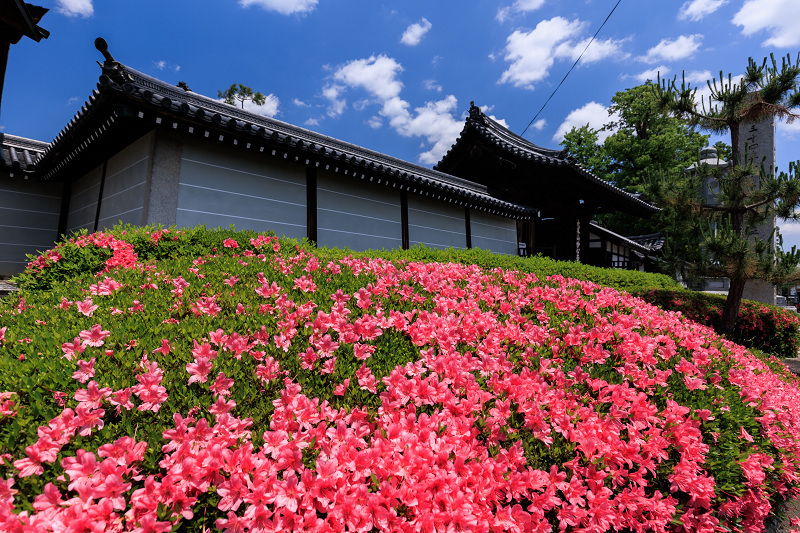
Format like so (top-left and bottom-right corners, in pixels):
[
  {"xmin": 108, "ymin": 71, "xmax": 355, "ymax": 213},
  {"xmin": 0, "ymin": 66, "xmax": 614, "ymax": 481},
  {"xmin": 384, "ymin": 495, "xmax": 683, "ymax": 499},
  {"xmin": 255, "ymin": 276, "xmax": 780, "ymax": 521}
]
[{"xmin": 721, "ymin": 276, "xmax": 745, "ymax": 337}]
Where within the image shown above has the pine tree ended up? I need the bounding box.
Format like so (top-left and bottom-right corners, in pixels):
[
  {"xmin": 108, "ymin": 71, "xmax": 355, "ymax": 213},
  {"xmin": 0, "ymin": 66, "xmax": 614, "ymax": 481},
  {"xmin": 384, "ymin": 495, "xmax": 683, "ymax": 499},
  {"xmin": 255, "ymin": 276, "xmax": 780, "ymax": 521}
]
[
  {"xmin": 218, "ymin": 84, "xmax": 267, "ymax": 109},
  {"xmin": 653, "ymin": 54, "xmax": 800, "ymax": 336}
]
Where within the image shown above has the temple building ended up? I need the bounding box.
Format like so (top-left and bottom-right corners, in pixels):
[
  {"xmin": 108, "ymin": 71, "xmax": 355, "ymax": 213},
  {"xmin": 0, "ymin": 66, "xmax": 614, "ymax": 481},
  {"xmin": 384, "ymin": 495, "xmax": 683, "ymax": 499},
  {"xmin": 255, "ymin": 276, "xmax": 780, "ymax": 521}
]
[{"xmin": 0, "ymin": 38, "xmax": 659, "ymax": 276}]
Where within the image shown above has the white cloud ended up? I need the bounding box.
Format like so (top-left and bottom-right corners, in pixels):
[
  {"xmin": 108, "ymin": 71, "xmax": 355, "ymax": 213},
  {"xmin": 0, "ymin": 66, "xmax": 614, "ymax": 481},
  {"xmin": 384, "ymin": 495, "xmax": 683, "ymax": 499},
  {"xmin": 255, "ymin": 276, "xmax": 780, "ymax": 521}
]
[
  {"xmin": 322, "ymin": 84, "xmax": 346, "ymax": 117},
  {"xmin": 219, "ymin": 95, "xmax": 280, "ymax": 117},
  {"xmin": 400, "ymin": 18, "xmax": 432, "ymax": 46},
  {"xmin": 531, "ymin": 118, "xmax": 547, "ymax": 131},
  {"xmin": 423, "ymin": 79, "xmax": 443, "ymax": 92},
  {"xmin": 779, "ymin": 117, "xmax": 800, "ymax": 138},
  {"xmin": 325, "ymin": 55, "xmax": 464, "ymax": 164},
  {"xmin": 678, "ymin": 0, "xmax": 727, "ymax": 21},
  {"xmin": 239, "ymin": 0, "xmax": 318, "ymax": 15},
  {"xmin": 499, "ymin": 17, "xmax": 586, "ymax": 89},
  {"xmin": 499, "ymin": 17, "xmax": 625, "ymax": 90},
  {"xmin": 293, "ymin": 98, "xmax": 310, "ymax": 107},
  {"xmin": 778, "ymin": 220, "xmax": 800, "ymax": 236},
  {"xmin": 389, "ymin": 96, "xmax": 464, "ymax": 165},
  {"xmin": 305, "ymin": 117, "xmax": 320, "ymax": 127},
  {"xmin": 333, "ymin": 55, "xmax": 404, "ymax": 101},
  {"xmin": 555, "ymin": 36, "xmax": 629, "ymax": 64},
  {"xmin": 236, "ymin": 94, "xmax": 280, "ymax": 117},
  {"xmin": 635, "ymin": 66, "xmax": 670, "ymax": 83},
  {"xmin": 56, "ymin": 0, "xmax": 93, "ymax": 17},
  {"xmin": 641, "ymin": 34, "xmax": 703, "ymax": 64},
  {"xmin": 155, "ymin": 60, "xmax": 167, "ymax": 70},
  {"xmin": 553, "ymin": 102, "xmax": 618, "ymax": 143},
  {"xmin": 733, "ymin": 0, "xmax": 800, "ymax": 47},
  {"xmin": 496, "ymin": 0, "xmax": 546, "ymax": 22},
  {"xmin": 67, "ymin": 96, "xmax": 80, "ymax": 106},
  {"xmin": 685, "ymin": 69, "xmax": 712, "ymax": 84}
]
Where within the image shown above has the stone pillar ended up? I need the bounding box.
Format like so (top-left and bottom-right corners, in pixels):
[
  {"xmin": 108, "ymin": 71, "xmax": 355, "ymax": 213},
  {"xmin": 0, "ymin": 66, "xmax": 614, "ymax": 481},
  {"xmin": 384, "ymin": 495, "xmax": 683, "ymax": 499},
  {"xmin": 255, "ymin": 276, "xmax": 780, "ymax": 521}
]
[
  {"xmin": 143, "ymin": 131, "xmax": 182, "ymax": 227},
  {"xmin": 739, "ymin": 117, "xmax": 777, "ymax": 305}
]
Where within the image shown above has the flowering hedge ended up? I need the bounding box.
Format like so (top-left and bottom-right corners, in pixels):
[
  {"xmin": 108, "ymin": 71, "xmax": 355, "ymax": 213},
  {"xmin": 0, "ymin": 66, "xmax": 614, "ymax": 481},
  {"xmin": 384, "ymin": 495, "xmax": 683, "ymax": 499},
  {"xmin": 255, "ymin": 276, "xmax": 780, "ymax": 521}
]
[
  {"xmin": 630, "ymin": 288, "xmax": 800, "ymax": 359},
  {"xmin": 0, "ymin": 227, "xmax": 799, "ymax": 532}
]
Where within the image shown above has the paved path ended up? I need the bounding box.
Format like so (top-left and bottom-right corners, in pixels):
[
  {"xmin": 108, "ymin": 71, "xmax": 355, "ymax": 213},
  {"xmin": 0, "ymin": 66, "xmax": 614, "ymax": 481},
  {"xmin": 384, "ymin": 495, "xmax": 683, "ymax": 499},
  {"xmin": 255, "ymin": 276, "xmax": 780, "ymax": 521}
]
[{"xmin": 0, "ymin": 281, "xmax": 18, "ymax": 298}]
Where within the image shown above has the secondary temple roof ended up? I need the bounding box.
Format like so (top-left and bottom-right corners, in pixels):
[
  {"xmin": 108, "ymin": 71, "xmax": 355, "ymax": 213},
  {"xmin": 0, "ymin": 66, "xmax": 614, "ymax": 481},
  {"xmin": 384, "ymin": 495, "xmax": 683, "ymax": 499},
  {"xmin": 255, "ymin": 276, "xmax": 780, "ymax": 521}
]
[{"xmin": 435, "ymin": 104, "xmax": 658, "ymax": 218}]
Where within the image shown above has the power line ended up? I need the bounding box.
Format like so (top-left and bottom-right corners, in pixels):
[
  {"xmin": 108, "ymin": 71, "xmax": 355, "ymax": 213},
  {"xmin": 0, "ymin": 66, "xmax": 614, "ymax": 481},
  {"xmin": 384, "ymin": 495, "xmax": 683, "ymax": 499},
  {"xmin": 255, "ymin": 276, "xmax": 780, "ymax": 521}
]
[{"xmin": 520, "ymin": 0, "xmax": 624, "ymax": 137}]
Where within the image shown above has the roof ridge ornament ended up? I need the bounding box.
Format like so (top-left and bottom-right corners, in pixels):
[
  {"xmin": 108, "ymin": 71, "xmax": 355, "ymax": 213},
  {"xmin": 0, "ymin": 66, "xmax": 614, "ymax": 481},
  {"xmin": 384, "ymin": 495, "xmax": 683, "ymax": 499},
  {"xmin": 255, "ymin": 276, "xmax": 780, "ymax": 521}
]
[
  {"xmin": 95, "ymin": 37, "xmax": 133, "ymax": 85},
  {"xmin": 468, "ymin": 101, "xmax": 483, "ymax": 119}
]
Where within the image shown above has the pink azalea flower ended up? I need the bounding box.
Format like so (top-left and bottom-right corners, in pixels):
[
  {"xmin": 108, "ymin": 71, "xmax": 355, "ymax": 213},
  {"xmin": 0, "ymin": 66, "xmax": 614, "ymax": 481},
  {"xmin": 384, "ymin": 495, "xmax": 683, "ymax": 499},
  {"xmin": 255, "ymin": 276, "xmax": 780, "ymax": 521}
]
[
  {"xmin": 186, "ymin": 357, "xmax": 213, "ymax": 385},
  {"xmin": 334, "ymin": 379, "xmax": 350, "ymax": 396},
  {"xmin": 152, "ymin": 338, "xmax": 173, "ymax": 356},
  {"xmin": 356, "ymin": 364, "xmax": 377, "ymax": 394},
  {"xmin": 76, "ymin": 298, "xmax": 98, "ymax": 317},
  {"xmin": 210, "ymin": 372, "xmax": 234, "ymax": 396},
  {"xmin": 71, "ymin": 358, "xmax": 96, "ymax": 383},
  {"xmin": 78, "ymin": 324, "xmax": 110, "ymax": 347}
]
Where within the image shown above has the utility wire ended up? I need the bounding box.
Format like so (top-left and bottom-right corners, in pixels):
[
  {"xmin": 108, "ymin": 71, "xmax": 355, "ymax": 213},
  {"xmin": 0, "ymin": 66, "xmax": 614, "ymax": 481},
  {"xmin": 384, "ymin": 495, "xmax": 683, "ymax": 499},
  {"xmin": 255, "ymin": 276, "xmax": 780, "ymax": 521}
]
[{"xmin": 520, "ymin": 0, "xmax": 623, "ymax": 137}]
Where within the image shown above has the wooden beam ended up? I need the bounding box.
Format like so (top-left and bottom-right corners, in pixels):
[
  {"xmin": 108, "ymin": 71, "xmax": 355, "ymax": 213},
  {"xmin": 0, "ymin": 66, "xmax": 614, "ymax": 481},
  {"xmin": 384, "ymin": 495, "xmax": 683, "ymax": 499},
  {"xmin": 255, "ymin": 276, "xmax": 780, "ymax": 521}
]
[{"xmin": 306, "ymin": 164, "xmax": 317, "ymax": 246}]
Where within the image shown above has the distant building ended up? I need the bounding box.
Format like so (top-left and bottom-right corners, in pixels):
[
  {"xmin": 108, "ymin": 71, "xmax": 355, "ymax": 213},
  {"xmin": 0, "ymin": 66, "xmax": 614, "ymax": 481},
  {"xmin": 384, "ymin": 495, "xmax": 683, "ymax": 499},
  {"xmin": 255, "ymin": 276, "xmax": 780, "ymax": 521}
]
[
  {"xmin": 0, "ymin": 39, "xmax": 659, "ymax": 275},
  {"xmin": 685, "ymin": 131, "xmax": 778, "ymax": 306}
]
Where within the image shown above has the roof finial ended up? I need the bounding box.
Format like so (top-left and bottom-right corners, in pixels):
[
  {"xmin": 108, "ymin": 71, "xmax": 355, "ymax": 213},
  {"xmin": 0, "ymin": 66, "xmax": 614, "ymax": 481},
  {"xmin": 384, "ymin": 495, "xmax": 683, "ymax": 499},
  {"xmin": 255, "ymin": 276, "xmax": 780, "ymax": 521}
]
[{"xmin": 94, "ymin": 38, "xmax": 116, "ymax": 64}]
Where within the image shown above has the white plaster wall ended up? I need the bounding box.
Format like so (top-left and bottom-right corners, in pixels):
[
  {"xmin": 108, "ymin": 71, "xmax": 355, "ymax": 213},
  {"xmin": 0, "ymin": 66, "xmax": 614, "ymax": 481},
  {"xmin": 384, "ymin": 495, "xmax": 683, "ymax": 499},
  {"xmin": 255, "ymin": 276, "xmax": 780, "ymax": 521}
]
[
  {"xmin": 408, "ymin": 194, "xmax": 466, "ymax": 250},
  {"xmin": 0, "ymin": 177, "xmax": 62, "ymax": 275},
  {"xmin": 65, "ymin": 165, "xmax": 103, "ymax": 234},
  {"xmin": 96, "ymin": 134, "xmax": 151, "ymax": 230},
  {"xmin": 317, "ymin": 170, "xmax": 401, "ymax": 251},
  {"xmin": 470, "ymin": 209, "xmax": 518, "ymax": 255},
  {"xmin": 176, "ymin": 142, "xmax": 307, "ymax": 239}
]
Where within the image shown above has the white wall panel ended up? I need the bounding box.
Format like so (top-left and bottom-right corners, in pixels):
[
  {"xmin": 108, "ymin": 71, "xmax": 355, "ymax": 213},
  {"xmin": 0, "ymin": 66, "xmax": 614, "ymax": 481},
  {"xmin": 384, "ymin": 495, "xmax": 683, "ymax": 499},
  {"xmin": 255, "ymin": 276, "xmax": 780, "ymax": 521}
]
[
  {"xmin": 317, "ymin": 170, "xmax": 401, "ymax": 251},
  {"xmin": 65, "ymin": 165, "xmax": 103, "ymax": 234},
  {"xmin": 470, "ymin": 210, "xmax": 517, "ymax": 255},
  {"xmin": 0, "ymin": 178, "xmax": 62, "ymax": 275},
  {"xmin": 408, "ymin": 194, "xmax": 466, "ymax": 250},
  {"xmin": 97, "ymin": 134, "xmax": 150, "ymax": 229},
  {"xmin": 176, "ymin": 142, "xmax": 306, "ymax": 239}
]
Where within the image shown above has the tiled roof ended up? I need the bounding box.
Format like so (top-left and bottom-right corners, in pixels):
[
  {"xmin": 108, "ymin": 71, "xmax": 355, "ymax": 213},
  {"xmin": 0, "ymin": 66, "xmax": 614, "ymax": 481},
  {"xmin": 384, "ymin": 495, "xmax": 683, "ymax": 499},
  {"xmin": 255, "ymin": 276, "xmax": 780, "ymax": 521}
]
[
  {"xmin": 0, "ymin": 133, "xmax": 48, "ymax": 173},
  {"xmin": 32, "ymin": 39, "xmax": 535, "ymax": 218},
  {"xmin": 589, "ymin": 222, "xmax": 653, "ymax": 254},
  {"xmin": 436, "ymin": 104, "xmax": 658, "ymax": 214},
  {"xmin": 626, "ymin": 232, "xmax": 666, "ymax": 252}
]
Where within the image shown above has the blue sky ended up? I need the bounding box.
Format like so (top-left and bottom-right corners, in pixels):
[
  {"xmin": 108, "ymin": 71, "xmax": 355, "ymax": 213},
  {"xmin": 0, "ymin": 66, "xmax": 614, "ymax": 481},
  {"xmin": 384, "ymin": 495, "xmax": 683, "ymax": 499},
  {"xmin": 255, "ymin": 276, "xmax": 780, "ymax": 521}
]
[{"xmin": 3, "ymin": 0, "xmax": 800, "ymax": 246}]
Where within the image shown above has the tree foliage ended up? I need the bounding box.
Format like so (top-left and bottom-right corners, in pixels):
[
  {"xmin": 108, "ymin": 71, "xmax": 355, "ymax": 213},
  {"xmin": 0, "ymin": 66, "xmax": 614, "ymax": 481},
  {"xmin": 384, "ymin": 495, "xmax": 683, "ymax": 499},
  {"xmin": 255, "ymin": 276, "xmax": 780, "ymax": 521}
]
[
  {"xmin": 652, "ymin": 53, "xmax": 800, "ymax": 336},
  {"xmin": 560, "ymin": 82, "xmax": 709, "ymax": 236},
  {"xmin": 218, "ymin": 83, "xmax": 267, "ymax": 109}
]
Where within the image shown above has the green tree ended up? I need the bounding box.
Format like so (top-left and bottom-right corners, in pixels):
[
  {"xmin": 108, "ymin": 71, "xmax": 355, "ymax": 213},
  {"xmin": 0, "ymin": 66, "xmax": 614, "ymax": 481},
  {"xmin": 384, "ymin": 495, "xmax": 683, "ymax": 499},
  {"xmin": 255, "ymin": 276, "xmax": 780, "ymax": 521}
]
[
  {"xmin": 654, "ymin": 54, "xmax": 800, "ymax": 336},
  {"xmin": 560, "ymin": 82, "xmax": 709, "ymax": 236},
  {"xmin": 602, "ymin": 82, "xmax": 709, "ymax": 193},
  {"xmin": 218, "ymin": 83, "xmax": 267, "ymax": 109},
  {"xmin": 561, "ymin": 124, "xmax": 609, "ymax": 175}
]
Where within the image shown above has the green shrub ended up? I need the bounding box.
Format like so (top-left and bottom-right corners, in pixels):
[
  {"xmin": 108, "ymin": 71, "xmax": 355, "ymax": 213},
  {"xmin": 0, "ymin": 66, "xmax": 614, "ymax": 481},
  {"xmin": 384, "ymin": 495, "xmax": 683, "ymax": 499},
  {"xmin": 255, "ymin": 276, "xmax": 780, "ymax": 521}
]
[
  {"xmin": 1, "ymin": 226, "xmax": 799, "ymax": 531},
  {"xmin": 631, "ymin": 288, "xmax": 800, "ymax": 358}
]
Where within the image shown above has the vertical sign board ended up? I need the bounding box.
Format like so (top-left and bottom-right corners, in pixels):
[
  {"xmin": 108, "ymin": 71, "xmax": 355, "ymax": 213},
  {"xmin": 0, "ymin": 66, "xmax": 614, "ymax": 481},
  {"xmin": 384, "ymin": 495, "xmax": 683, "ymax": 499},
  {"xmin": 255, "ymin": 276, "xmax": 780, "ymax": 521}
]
[{"xmin": 739, "ymin": 117, "xmax": 777, "ymax": 305}]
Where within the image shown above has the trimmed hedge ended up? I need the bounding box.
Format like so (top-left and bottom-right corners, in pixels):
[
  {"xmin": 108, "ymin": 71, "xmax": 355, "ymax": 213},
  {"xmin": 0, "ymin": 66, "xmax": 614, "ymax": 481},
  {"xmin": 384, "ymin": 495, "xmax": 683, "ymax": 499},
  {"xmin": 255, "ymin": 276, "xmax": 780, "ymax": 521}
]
[
  {"xmin": 16, "ymin": 225, "xmax": 680, "ymax": 295},
  {"xmin": 630, "ymin": 288, "xmax": 800, "ymax": 359}
]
